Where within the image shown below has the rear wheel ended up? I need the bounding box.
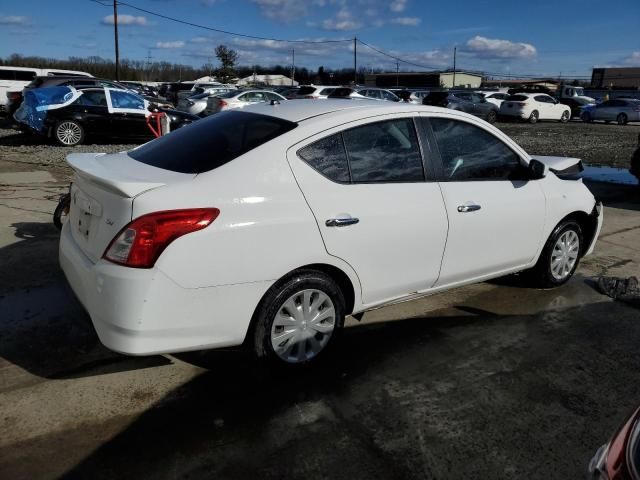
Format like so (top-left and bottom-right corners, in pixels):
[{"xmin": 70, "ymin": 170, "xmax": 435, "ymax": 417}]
[
  {"xmin": 486, "ymin": 110, "xmax": 497, "ymax": 124},
  {"xmin": 617, "ymin": 113, "xmax": 628, "ymax": 125},
  {"xmin": 252, "ymin": 270, "xmax": 345, "ymax": 366},
  {"xmin": 527, "ymin": 220, "xmax": 583, "ymax": 288},
  {"xmin": 54, "ymin": 120, "xmax": 84, "ymax": 146},
  {"xmin": 560, "ymin": 110, "xmax": 570, "ymax": 123},
  {"xmin": 528, "ymin": 110, "xmax": 539, "ymax": 124}
]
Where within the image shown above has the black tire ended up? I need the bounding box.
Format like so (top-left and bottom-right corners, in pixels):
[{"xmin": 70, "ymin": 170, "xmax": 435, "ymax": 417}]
[
  {"xmin": 528, "ymin": 110, "xmax": 539, "ymax": 124},
  {"xmin": 251, "ymin": 270, "xmax": 345, "ymax": 366},
  {"xmin": 617, "ymin": 113, "xmax": 628, "ymax": 126},
  {"xmin": 53, "ymin": 120, "xmax": 85, "ymax": 146},
  {"xmin": 527, "ymin": 220, "xmax": 583, "ymax": 288},
  {"xmin": 486, "ymin": 110, "xmax": 497, "ymax": 124},
  {"xmin": 53, "ymin": 193, "xmax": 71, "ymax": 230},
  {"xmin": 560, "ymin": 110, "xmax": 570, "ymax": 123}
]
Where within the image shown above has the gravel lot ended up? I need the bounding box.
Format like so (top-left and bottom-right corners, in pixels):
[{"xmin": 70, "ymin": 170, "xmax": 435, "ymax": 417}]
[{"xmin": 1, "ymin": 117, "xmax": 639, "ymax": 173}]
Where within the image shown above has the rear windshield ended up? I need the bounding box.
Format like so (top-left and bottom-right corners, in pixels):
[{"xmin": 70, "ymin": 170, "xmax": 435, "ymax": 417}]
[
  {"xmin": 508, "ymin": 95, "xmax": 528, "ymax": 101},
  {"xmin": 129, "ymin": 111, "xmax": 297, "ymax": 174},
  {"xmin": 297, "ymin": 86, "xmax": 316, "ymax": 95}
]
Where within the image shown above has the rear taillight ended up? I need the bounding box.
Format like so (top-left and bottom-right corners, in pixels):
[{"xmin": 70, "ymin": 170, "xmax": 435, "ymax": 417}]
[
  {"xmin": 218, "ymin": 99, "xmax": 228, "ymax": 107},
  {"xmin": 103, "ymin": 208, "xmax": 220, "ymax": 268},
  {"xmin": 304, "ymin": 95, "xmax": 316, "ymax": 99},
  {"xmin": 7, "ymin": 92, "xmax": 22, "ymax": 102}
]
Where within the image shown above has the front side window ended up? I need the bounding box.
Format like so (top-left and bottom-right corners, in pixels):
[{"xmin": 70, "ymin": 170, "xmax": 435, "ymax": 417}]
[
  {"xmin": 14, "ymin": 70, "xmax": 37, "ymax": 81},
  {"xmin": 343, "ymin": 118, "xmax": 424, "ymax": 182},
  {"xmin": 429, "ymin": 118, "xmax": 523, "ymax": 181}
]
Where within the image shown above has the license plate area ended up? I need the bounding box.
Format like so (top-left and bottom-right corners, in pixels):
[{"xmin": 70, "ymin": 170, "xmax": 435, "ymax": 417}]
[{"xmin": 72, "ymin": 188, "xmax": 102, "ymax": 240}]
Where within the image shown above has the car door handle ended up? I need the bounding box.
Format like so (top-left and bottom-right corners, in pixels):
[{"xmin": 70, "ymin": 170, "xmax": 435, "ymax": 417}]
[
  {"xmin": 326, "ymin": 216, "xmax": 359, "ymax": 227},
  {"xmin": 457, "ymin": 204, "xmax": 481, "ymax": 213}
]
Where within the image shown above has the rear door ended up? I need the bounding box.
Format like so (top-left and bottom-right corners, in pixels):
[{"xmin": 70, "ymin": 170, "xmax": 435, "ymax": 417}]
[
  {"xmin": 424, "ymin": 115, "xmax": 546, "ymax": 286},
  {"xmin": 287, "ymin": 115, "xmax": 448, "ymax": 305}
]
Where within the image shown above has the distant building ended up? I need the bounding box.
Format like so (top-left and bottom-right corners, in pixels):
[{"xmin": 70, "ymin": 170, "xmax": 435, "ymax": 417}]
[
  {"xmin": 237, "ymin": 74, "xmax": 298, "ymax": 87},
  {"xmin": 591, "ymin": 68, "xmax": 640, "ymax": 89},
  {"xmin": 482, "ymin": 79, "xmax": 560, "ymax": 91},
  {"xmin": 365, "ymin": 71, "xmax": 483, "ymax": 89}
]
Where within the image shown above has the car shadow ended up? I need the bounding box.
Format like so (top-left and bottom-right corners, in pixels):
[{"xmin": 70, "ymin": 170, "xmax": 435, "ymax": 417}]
[
  {"xmin": 48, "ymin": 299, "xmax": 640, "ymax": 480},
  {"xmin": 0, "ymin": 127, "xmax": 145, "ymax": 148},
  {"xmin": 0, "ymin": 222, "xmax": 170, "ymax": 383}
]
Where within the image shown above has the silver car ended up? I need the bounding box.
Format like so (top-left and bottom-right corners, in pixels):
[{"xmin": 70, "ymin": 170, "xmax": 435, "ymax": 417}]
[
  {"xmin": 581, "ymin": 98, "xmax": 640, "ymax": 125},
  {"xmin": 206, "ymin": 89, "xmax": 286, "ymax": 115},
  {"xmin": 176, "ymin": 87, "xmax": 236, "ymax": 116}
]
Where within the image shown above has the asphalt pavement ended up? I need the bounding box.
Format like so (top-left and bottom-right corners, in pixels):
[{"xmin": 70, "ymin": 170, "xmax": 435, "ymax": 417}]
[{"xmin": 1, "ymin": 123, "xmax": 640, "ymax": 479}]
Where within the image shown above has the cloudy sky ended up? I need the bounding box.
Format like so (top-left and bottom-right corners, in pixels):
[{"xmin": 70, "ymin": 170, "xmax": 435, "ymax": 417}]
[{"xmin": 1, "ymin": 0, "xmax": 639, "ymax": 77}]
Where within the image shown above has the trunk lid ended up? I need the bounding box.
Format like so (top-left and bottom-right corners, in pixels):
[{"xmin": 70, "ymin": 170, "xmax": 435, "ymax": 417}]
[{"xmin": 66, "ymin": 152, "xmax": 195, "ymax": 263}]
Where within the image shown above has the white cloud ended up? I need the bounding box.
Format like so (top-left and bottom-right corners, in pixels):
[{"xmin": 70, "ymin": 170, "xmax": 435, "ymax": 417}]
[
  {"xmin": 390, "ymin": 0, "xmax": 408, "ymax": 13},
  {"xmin": 0, "ymin": 15, "xmax": 29, "ymax": 25},
  {"xmin": 321, "ymin": 6, "xmax": 362, "ymax": 31},
  {"xmin": 390, "ymin": 16, "xmax": 420, "ymax": 26},
  {"xmin": 156, "ymin": 40, "xmax": 185, "ymax": 49},
  {"xmin": 464, "ymin": 36, "xmax": 536, "ymax": 59},
  {"xmin": 101, "ymin": 14, "xmax": 148, "ymax": 26},
  {"xmin": 250, "ymin": 0, "xmax": 311, "ymax": 22},
  {"xmin": 624, "ymin": 52, "xmax": 640, "ymax": 65},
  {"xmin": 190, "ymin": 36, "xmax": 211, "ymax": 44}
]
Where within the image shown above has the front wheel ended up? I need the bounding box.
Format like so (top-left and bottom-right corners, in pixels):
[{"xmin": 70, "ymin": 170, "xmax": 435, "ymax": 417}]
[
  {"xmin": 54, "ymin": 120, "xmax": 84, "ymax": 146},
  {"xmin": 528, "ymin": 110, "xmax": 539, "ymax": 124},
  {"xmin": 560, "ymin": 110, "xmax": 570, "ymax": 123},
  {"xmin": 486, "ymin": 110, "xmax": 497, "ymax": 124},
  {"xmin": 252, "ymin": 270, "xmax": 345, "ymax": 366},
  {"xmin": 617, "ymin": 113, "xmax": 628, "ymax": 125},
  {"xmin": 527, "ymin": 220, "xmax": 583, "ymax": 288},
  {"xmin": 53, "ymin": 193, "xmax": 71, "ymax": 230}
]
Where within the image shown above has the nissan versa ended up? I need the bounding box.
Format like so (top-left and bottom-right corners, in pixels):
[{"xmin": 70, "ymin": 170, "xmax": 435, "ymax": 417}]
[{"xmin": 59, "ymin": 100, "xmax": 603, "ymax": 365}]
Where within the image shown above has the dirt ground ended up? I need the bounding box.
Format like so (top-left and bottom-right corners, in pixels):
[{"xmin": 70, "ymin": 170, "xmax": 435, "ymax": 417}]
[{"xmin": 1, "ymin": 118, "xmax": 640, "ymax": 479}]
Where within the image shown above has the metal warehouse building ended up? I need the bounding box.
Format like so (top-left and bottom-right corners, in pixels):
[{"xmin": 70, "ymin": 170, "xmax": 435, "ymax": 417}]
[
  {"xmin": 365, "ymin": 71, "xmax": 483, "ymax": 89},
  {"xmin": 591, "ymin": 67, "xmax": 640, "ymax": 88}
]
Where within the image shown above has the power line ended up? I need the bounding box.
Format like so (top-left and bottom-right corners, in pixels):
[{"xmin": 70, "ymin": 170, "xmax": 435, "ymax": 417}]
[{"xmin": 88, "ymin": 0, "xmax": 351, "ymax": 44}]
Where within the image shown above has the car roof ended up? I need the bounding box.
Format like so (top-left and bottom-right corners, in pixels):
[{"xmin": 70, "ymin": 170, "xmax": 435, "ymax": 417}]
[{"xmin": 241, "ymin": 99, "xmax": 451, "ymax": 123}]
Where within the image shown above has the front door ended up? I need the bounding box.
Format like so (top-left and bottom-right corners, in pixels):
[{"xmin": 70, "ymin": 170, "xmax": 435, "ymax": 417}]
[
  {"xmin": 106, "ymin": 89, "xmax": 150, "ymax": 138},
  {"xmin": 287, "ymin": 115, "xmax": 449, "ymax": 305},
  {"xmin": 424, "ymin": 116, "xmax": 546, "ymax": 287}
]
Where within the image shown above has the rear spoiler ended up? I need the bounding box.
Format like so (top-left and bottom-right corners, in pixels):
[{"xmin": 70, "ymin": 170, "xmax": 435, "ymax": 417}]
[{"xmin": 66, "ymin": 153, "xmax": 166, "ymax": 198}]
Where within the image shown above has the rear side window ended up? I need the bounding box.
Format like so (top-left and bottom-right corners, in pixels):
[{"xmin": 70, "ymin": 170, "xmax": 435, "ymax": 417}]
[
  {"xmin": 298, "ymin": 134, "xmax": 350, "ymax": 183},
  {"xmin": 129, "ymin": 111, "xmax": 297, "ymax": 174},
  {"xmin": 508, "ymin": 95, "xmax": 528, "ymax": 101},
  {"xmin": 14, "ymin": 70, "xmax": 37, "ymax": 81},
  {"xmin": 297, "ymin": 86, "xmax": 316, "ymax": 95}
]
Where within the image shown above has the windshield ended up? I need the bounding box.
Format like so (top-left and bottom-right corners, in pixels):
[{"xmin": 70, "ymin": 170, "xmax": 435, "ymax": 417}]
[
  {"xmin": 129, "ymin": 111, "xmax": 297, "ymax": 174},
  {"xmin": 574, "ymin": 87, "xmax": 585, "ymax": 96}
]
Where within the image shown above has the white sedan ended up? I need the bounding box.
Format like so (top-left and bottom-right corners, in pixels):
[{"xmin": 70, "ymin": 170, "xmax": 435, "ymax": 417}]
[
  {"xmin": 60, "ymin": 100, "xmax": 602, "ymax": 365},
  {"xmin": 500, "ymin": 93, "xmax": 572, "ymax": 123},
  {"xmin": 205, "ymin": 89, "xmax": 286, "ymax": 114}
]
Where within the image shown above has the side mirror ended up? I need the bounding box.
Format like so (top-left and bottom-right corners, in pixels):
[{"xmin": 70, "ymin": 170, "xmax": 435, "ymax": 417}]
[{"xmin": 528, "ymin": 159, "xmax": 547, "ymax": 179}]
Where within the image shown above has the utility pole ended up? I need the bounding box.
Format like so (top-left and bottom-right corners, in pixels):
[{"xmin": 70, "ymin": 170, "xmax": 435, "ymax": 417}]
[
  {"xmin": 145, "ymin": 49, "xmax": 153, "ymax": 82},
  {"xmin": 113, "ymin": 0, "xmax": 120, "ymax": 81},
  {"xmin": 353, "ymin": 37, "xmax": 357, "ymax": 85},
  {"xmin": 291, "ymin": 48, "xmax": 295, "ymax": 86},
  {"xmin": 396, "ymin": 62, "xmax": 399, "ymax": 87},
  {"xmin": 452, "ymin": 46, "xmax": 456, "ymax": 88}
]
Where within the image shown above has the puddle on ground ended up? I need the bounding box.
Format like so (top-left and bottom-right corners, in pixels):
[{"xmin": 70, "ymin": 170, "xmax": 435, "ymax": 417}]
[{"xmin": 583, "ymin": 165, "xmax": 639, "ymax": 185}]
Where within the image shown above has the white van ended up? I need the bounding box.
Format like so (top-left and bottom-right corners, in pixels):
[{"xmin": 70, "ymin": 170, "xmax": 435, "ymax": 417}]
[{"xmin": 0, "ymin": 66, "xmax": 92, "ymax": 112}]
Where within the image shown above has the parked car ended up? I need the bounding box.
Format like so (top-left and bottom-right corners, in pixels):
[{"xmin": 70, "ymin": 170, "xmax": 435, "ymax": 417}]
[
  {"xmin": 0, "ymin": 65, "xmax": 91, "ymax": 114},
  {"xmin": 205, "ymin": 89, "xmax": 286, "ymax": 114},
  {"xmin": 588, "ymin": 405, "xmax": 640, "ymax": 479},
  {"xmin": 394, "ymin": 89, "xmax": 430, "ymax": 104},
  {"xmin": 119, "ymin": 81, "xmax": 159, "ymax": 98},
  {"xmin": 176, "ymin": 91, "xmax": 212, "ymax": 116},
  {"xmin": 14, "ymin": 86, "xmax": 198, "ymax": 146},
  {"xmin": 423, "ymin": 91, "xmax": 499, "ymax": 124},
  {"xmin": 356, "ymin": 88, "xmax": 401, "ymax": 102},
  {"xmin": 59, "ymin": 100, "xmax": 602, "ymax": 366},
  {"xmin": 581, "ymin": 98, "xmax": 640, "ymax": 125},
  {"xmin": 164, "ymin": 82, "xmax": 197, "ymax": 105},
  {"xmin": 499, "ymin": 93, "xmax": 572, "ymax": 124},
  {"xmin": 287, "ymin": 85, "xmax": 337, "ymax": 99},
  {"xmin": 477, "ymin": 91, "xmax": 509, "ymax": 108},
  {"xmin": 327, "ymin": 87, "xmax": 369, "ymax": 100}
]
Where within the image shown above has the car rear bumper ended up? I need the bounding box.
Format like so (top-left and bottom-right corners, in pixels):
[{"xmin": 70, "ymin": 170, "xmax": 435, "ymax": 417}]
[{"xmin": 59, "ymin": 222, "xmax": 271, "ymax": 355}]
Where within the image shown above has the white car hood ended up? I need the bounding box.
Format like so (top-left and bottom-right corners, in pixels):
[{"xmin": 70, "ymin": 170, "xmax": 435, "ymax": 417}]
[{"xmin": 532, "ymin": 155, "xmax": 583, "ymax": 172}]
